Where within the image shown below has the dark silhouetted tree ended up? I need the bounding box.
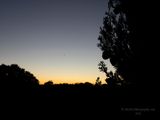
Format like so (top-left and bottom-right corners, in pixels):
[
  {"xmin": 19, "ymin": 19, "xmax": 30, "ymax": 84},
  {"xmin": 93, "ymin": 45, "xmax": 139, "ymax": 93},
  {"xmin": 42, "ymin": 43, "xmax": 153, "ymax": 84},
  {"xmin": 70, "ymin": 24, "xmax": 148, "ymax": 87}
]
[
  {"xmin": 44, "ymin": 80, "xmax": 54, "ymax": 86},
  {"xmin": 95, "ymin": 77, "xmax": 101, "ymax": 86},
  {"xmin": 97, "ymin": 0, "xmax": 144, "ymax": 86},
  {"xmin": 0, "ymin": 64, "xmax": 39, "ymax": 90}
]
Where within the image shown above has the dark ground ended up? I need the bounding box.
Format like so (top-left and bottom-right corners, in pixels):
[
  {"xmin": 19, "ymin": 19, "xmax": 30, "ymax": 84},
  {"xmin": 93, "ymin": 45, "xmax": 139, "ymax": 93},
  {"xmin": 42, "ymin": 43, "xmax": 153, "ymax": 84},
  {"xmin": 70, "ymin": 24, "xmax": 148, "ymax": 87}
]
[{"xmin": 1, "ymin": 83, "xmax": 159, "ymax": 119}]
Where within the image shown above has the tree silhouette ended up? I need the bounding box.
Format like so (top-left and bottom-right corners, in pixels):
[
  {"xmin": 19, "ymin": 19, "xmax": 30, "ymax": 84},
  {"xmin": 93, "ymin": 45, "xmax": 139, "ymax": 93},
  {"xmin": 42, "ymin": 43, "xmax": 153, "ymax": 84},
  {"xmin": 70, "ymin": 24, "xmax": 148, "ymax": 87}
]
[
  {"xmin": 44, "ymin": 80, "xmax": 54, "ymax": 86},
  {"xmin": 0, "ymin": 64, "xmax": 39, "ymax": 91},
  {"xmin": 95, "ymin": 77, "xmax": 101, "ymax": 86},
  {"xmin": 97, "ymin": 0, "xmax": 143, "ymax": 86}
]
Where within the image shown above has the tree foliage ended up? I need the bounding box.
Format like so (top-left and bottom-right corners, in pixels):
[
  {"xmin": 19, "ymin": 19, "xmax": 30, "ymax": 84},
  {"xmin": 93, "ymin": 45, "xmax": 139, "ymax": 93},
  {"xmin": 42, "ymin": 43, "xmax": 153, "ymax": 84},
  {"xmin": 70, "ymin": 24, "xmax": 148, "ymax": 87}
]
[
  {"xmin": 44, "ymin": 80, "xmax": 54, "ymax": 86},
  {"xmin": 98, "ymin": 61, "xmax": 123, "ymax": 86},
  {"xmin": 97, "ymin": 0, "xmax": 140, "ymax": 85},
  {"xmin": 0, "ymin": 64, "xmax": 39, "ymax": 89}
]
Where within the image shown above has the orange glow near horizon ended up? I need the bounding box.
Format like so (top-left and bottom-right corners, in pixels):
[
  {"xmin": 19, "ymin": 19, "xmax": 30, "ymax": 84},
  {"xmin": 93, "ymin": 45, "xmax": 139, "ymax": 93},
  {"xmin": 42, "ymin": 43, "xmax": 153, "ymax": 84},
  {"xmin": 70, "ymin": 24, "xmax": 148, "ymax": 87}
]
[
  {"xmin": 37, "ymin": 76, "xmax": 105, "ymax": 84},
  {"xmin": 20, "ymin": 59, "xmax": 113, "ymax": 85},
  {"xmin": 27, "ymin": 62, "xmax": 108, "ymax": 85},
  {"xmin": 35, "ymin": 72, "xmax": 106, "ymax": 85}
]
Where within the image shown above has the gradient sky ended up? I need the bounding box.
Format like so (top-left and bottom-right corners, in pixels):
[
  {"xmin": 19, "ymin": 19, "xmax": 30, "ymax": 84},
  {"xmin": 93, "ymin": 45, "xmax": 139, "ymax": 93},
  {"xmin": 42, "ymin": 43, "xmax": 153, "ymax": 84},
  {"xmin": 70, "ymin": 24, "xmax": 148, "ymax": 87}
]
[{"xmin": 0, "ymin": 0, "xmax": 115, "ymax": 84}]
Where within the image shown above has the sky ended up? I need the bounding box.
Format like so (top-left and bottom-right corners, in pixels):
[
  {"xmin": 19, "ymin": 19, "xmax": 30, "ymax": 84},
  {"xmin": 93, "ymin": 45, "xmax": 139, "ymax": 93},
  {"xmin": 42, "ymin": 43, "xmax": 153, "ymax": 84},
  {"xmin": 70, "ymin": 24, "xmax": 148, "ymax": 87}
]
[{"xmin": 0, "ymin": 0, "xmax": 115, "ymax": 84}]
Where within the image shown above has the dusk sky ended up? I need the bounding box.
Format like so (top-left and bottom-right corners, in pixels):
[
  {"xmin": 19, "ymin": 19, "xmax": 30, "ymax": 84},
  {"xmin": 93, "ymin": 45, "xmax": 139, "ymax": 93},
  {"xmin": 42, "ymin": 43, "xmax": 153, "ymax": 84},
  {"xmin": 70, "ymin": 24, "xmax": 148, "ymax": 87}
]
[{"xmin": 0, "ymin": 0, "xmax": 115, "ymax": 84}]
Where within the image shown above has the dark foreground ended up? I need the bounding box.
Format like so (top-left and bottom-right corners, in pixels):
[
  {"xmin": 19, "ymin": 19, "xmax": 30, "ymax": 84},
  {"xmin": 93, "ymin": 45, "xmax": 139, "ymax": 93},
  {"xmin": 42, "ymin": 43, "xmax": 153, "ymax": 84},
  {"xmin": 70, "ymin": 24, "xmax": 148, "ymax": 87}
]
[{"xmin": 1, "ymin": 84, "xmax": 159, "ymax": 119}]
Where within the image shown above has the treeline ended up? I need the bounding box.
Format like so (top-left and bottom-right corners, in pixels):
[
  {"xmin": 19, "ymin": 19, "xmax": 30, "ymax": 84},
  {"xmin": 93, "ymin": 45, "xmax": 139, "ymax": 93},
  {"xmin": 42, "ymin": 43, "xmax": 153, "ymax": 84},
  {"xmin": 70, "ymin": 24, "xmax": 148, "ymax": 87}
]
[
  {"xmin": 0, "ymin": 64, "xmax": 119, "ymax": 97},
  {"xmin": 0, "ymin": 64, "xmax": 158, "ymax": 100},
  {"xmin": 0, "ymin": 64, "xmax": 158, "ymax": 119}
]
